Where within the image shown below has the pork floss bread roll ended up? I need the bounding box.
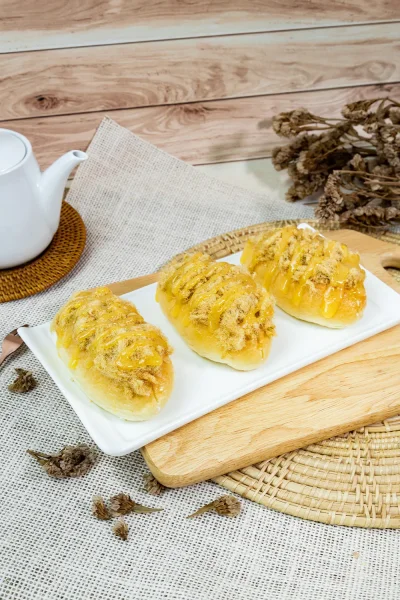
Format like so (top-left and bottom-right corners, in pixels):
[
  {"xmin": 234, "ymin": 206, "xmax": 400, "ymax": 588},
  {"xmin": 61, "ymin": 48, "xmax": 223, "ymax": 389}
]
[
  {"xmin": 156, "ymin": 252, "xmax": 275, "ymax": 370},
  {"xmin": 241, "ymin": 225, "xmax": 366, "ymax": 328},
  {"xmin": 51, "ymin": 287, "xmax": 174, "ymax": 421}
]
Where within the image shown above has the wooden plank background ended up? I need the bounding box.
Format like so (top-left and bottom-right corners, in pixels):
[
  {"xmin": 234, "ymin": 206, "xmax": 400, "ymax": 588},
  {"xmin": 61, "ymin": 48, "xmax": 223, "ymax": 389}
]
[
  {"xmin": 3, "ymin": 83, "xmax": 400, "ymax": 169},
  {"xmin": 2, "ymin": 23, "xmax": 400, "ymax": 121},
  {"xmin": 2, "ymin": 1, "xmax": 400, "ymax": 52},
  {"xmin": 1, "ymin": 0, "xmax": 400, "ymax": 168}
]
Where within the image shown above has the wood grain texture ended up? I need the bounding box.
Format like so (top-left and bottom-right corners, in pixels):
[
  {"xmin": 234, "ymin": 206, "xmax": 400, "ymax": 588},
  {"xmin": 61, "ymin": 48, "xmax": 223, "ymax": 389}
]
[
  {"xmin": 3, "ymin": 82, "xmax": 400, "ymax": 169},
  {"xmin": 128, "ymin": 230, "xmax": 400, "ymax": 487},
  {"xmin": 2, "ymin": 23, "xmax": 400, "ymax": 121},
  {"xmin": 2, "ymin": 1, "xmax": 400, "ymax": 52}
]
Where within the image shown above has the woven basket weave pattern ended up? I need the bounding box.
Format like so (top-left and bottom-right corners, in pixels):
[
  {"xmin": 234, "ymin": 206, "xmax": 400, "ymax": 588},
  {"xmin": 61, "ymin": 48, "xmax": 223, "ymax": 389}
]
[
  {"xmin": 0, "ymin": 202, "xmax": 86, "ymax": 303},
  {"xmin": 189, "ymin": 220, "xmax": 400, "ymax": 529}
]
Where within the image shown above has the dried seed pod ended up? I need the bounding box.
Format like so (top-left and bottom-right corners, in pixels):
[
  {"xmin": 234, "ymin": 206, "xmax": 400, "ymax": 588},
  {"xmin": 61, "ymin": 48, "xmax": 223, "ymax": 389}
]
[
  {"xmin": 112, "ymin": 518, "xmax": 129, "ymax": 541},
  {"xmin": 213, "ymin": 495, "xmax": 241, "ymax": 517},
  {"xmin": 27, "ymin": 444, "xmax": 96, "ymax": 478},
  {"xmin": 109, "ymin": 493, "xmax": 135, "ymax": 516},
  {"xmin": 109, "ymin": 493, "xmax": 163, "ymax": 516},
  {"xmin": 187, "ymin": 495, "xmax": 241, "ymax": 519},
  {"xmin": 92, "ymin": 495, "xmax": 111, "ymax": 521},
  {"xmin": 8, "ymin": 368, "xmax": 36, "ymax": 393},
  {"xmin": 339, "ymin": 204, "xmax": 400, "ymax": 228},
  {"xmin": 143, "ymin": 473, "xmax": 166, "ymax": 496},
  {"xmin": 272, "ymin": 108, "xmax": 320, "ymax": 137},
  {"xmin": 341, "ymin": 98, "xmax": 380, "ymax": 122}
]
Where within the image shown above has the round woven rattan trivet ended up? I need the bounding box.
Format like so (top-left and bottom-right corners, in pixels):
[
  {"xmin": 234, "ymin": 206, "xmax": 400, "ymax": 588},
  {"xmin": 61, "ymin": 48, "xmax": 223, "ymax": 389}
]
[
  {"xmin": 190, "ymin": 219, "xmax": 400, "ymax": 529},
  {"xmin": 0, "ymin": 202, "xmax": 86, "ymax": 303}
]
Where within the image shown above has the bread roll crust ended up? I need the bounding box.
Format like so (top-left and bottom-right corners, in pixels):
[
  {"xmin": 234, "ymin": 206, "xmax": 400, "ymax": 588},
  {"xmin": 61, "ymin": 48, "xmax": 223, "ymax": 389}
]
[
  {"xmin": 52, "ymin": 287, "xmax": 173, "ymax": 421},
  {"xmin": 157, "ymin": 252, "xmax": 275, "ymax": 370},
  {"xmin": 241, "ymin": 226, "xmax": 366, "ymax": 328}
]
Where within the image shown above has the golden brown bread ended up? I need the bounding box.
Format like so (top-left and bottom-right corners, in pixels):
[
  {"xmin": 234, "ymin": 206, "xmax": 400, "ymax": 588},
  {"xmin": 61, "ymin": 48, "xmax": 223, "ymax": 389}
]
[
  {"xmin": 51, "ymin": 287, "xmax": 174, "ymax": 421},
  {"xmin": 156, "ymin": 252, "xmax": 275, "ymax": 370},
  {"xmin": 241, "ymin": 225, "xmax": 366, "ymax": 328}
]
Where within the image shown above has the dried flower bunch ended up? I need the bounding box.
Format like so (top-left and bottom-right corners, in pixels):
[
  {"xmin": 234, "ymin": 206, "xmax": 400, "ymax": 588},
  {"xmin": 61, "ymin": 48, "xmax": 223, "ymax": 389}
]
[
  {"xmin": 8, "ymin": 368, "xmax": 36, "ymax": 393},
  {"xmin": 272, "ymin": 98, "xmax": 400, "ymax": 229},
  {"xmin": 109, "ymin": 492, "xmax": 163, "ymax": 516},
  {"xmin": 92, "ymin": 492, "xmax": 163, "ymax": 541},
  {"xmin": 113, "ymin": 518, "xmax": 129, "ymax": 541},
  {"xmin": 143, "ymin": 473, "xmax": 166, "ymax": 496},
  {"xmin": 27, "ymin": 444, "xmax": 96, "ymax": 478},
  {"xmin": 28, "ymin": 440, "xmax": 241, "ymax": 540},
  {"xmin": 92, "ymin": 495, "xmax": 111, "ymax": 521},
  {"xmin": 187, "ymin": 495, "xmax": 241, "ymax": 519}
]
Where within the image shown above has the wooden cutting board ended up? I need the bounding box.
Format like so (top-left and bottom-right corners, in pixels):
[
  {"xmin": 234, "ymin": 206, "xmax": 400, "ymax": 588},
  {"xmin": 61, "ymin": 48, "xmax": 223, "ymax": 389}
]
[{"xmin": 107, "ymin": 229, "xmax": 400, "ymax": 487}]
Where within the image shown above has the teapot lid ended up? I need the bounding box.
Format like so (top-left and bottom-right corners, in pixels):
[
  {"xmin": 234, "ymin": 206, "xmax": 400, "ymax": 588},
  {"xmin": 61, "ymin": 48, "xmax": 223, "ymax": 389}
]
[{"xmin": 0, "ymin": 130, "xmax": 27, "ymax": 174}]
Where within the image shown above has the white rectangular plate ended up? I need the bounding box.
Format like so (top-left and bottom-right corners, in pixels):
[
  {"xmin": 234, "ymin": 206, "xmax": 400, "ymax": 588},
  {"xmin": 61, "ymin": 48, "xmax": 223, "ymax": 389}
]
[{"xmin": 19, "ymin": 243, "xmax": 400, "ymax": 456}]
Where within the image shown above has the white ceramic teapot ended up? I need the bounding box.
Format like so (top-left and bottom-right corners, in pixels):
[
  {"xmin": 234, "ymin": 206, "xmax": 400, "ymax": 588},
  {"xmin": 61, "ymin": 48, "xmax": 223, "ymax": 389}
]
[{"xmin": 0, "ymin": 129, "xmax": 88, "ymax": 269}]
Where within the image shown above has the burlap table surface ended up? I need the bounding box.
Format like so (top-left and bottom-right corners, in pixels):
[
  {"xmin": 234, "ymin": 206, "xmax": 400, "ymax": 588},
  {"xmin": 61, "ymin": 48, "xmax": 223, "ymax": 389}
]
[{"xmin": 1, "ymin": 117, "xmax": 397, "ymax": 600}]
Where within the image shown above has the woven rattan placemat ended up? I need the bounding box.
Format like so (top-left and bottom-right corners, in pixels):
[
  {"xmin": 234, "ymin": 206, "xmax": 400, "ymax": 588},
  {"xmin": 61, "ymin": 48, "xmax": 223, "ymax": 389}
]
[
  {"xmin": 0, "ymin": 202, "xmax": 86, "ymax": 303},
  {"xmin": 189, "ymin": 219, "xmax": 400, "ymax": 529}
]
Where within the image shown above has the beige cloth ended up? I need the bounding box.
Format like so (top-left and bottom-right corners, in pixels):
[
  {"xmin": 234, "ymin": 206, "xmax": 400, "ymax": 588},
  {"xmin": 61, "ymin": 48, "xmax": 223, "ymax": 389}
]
[{"xmin": 0, "ymin": 118, "xmax": 395, "ymax": 600}]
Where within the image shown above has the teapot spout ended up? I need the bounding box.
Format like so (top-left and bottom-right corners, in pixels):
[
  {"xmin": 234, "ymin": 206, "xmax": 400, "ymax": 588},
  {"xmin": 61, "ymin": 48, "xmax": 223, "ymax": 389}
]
[{"xmin": 40, "ymin": 150, "xmax": 87, "ymax": 233}]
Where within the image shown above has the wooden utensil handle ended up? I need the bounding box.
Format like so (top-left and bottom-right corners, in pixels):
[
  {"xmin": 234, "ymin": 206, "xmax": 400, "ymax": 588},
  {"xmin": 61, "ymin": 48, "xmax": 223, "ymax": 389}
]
[{"xmin": 107, "ymin": 273, "xmax": 158, "ymax": 296}]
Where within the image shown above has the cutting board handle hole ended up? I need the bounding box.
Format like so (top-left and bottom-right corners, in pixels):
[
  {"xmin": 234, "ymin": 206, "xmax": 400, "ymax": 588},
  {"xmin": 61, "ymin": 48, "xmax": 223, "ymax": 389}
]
[
  {"xmin": 380, "ymin": 250, "xmax": 400, "ymax": 270},
  {"xmin": 383, "ymin": 265, "xmax": 400, "ymax": 289}
]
